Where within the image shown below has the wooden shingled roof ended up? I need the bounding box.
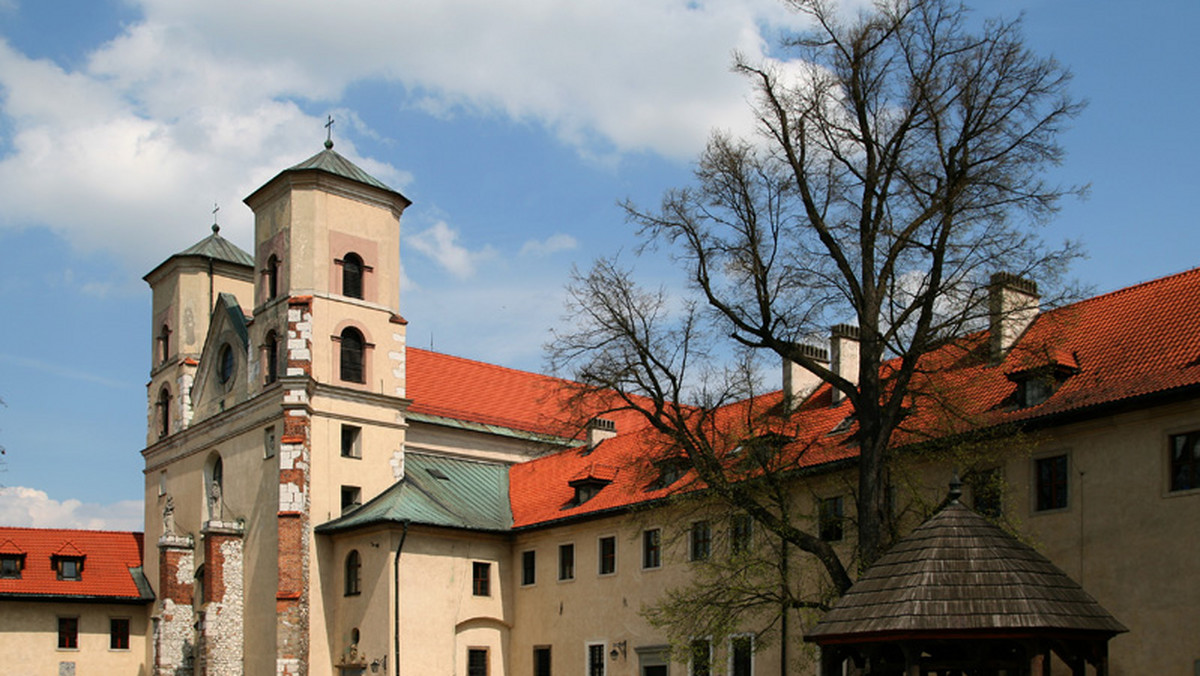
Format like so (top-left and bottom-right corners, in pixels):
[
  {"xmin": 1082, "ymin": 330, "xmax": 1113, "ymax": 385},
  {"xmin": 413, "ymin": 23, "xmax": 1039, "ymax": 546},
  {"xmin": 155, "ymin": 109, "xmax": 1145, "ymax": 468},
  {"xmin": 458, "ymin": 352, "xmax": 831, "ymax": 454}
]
[{"xmin": 806, "ymin": 491, "xmax": 1127, "ymax": 643}]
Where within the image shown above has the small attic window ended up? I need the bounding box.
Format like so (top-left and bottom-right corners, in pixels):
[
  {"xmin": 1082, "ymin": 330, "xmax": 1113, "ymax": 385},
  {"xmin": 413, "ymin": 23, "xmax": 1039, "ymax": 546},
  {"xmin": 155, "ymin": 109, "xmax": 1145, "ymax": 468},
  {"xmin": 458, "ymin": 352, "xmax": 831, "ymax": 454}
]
[
  {"xmin": 732, "ymin": 433, "xmax": 793, "ymax": 467},
  {"xmin": 427, "ymin": 468, "xmax": 450, "ymax": 481},
  {"xmin": 650, "ymin": 457, "xmax": 690, "ymax": 490},
  {"xmin": 572, "ymin": 480, "xmax": 608, "ymax": 505},
  {"xmin": 829, "ymin": 415, "xmax": 855, "ymax": 435},
  {"xmin": 54, "ymin": 555, "xmax": 84, "ymax": 581},
  {"xmin": 0, "ymin": 554, "xmax": 23, "ymax": 579},
  {"xmin": 1008, "ymin": 357, "xmax": 1080, "ymax": 409}
]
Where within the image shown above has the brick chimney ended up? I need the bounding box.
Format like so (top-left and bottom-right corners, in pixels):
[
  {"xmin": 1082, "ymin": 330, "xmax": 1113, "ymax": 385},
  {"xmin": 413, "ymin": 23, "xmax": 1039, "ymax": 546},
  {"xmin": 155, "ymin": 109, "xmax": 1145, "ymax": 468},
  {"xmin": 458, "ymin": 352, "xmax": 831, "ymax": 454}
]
[
  {"xmin": 988, "ymin": 272, "xmax": 1039, "ymax": 361},
  {"xmin": 782, "ymin": 344, "xmax": 830, "ymax": 411},
  {"xmin": 830, "ymin": 324, "xmax": 860, "ymax": 405},
  {"xmin": 586, "ymin": 418, "xmax": 617, "ymax": 450}
]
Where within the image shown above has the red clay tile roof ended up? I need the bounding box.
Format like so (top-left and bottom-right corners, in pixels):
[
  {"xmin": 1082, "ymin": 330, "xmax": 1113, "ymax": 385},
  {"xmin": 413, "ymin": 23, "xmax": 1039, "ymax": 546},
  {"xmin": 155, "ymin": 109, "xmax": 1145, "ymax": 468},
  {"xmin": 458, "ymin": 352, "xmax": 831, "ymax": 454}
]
[
  {"xmin": 406, "ymin": 348, "xmax": 649, "ymax": 440},
  {"xmin": 0, "ymin": 527, "xmax": 150, "ymax": 602},
  {"xmin": 508, "ymin": 266, "xmax": 1200, "ymax": 528}
]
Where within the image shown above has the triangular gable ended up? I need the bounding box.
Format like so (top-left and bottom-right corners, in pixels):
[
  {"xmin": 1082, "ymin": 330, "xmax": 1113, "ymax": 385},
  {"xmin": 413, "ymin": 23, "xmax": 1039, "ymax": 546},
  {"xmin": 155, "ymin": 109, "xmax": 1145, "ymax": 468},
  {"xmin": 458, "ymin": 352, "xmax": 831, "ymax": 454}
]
[
  {"xmin": 0, "ymin": 539, "xmax": 24, "ymax": 555},
  {"xmin": 52, "ymin": 541, "xmax": 84, "ymax": 557},
  {"xmin": 189, "ymin": 293, "xmax": 252, "ymax": 417}
]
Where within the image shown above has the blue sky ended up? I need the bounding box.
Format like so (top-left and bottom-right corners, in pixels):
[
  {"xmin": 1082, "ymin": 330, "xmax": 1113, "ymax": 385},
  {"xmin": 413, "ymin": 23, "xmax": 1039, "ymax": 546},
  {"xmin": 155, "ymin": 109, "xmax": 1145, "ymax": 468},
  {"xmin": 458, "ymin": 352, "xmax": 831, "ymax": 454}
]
[{"xmin": 0, "ymin": 0, "xmax": 1196, "ymax": 530}]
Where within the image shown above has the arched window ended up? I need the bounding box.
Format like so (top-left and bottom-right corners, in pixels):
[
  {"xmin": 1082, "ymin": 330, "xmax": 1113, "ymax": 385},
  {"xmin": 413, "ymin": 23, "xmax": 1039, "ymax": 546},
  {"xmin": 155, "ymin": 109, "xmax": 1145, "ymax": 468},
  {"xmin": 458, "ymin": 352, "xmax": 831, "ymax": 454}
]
[
  {"xmin": 156, "ymin": 386, "xmax": 172, "ymax": 438},
  {"xmin": 344, "ymin": 550, "xmax": 361, "ymax": 596},
  {"xmin": 342, "ymin": 253, "xmax": 364, "ymax": 300},
  {"xmin": 264, "ymin": 330, "xmax": 279, "ymax": 384},
  {"xmin": 339, "ymin": 327, "xmax": 365, "ymax": 383},
  {"xmin": 218, "ymin": 344, "xmax": 235, "ymax": 384},
  {"xmin": 157, "ymin": 325, "xmax": 171, "ymax": 365},
  {"xmin": 266, "ymin": 254, "xmax": 280, "ymax": 300}
]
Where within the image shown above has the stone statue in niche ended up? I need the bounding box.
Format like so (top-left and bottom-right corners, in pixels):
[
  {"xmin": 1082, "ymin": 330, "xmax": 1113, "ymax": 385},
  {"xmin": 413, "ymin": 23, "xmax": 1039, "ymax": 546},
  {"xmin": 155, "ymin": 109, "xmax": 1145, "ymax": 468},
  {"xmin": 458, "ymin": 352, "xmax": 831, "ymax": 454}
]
[
  {"xmin": 162, "ymin": 495, "xmax": 176, "ymax": 535},
  {"xmin": 207, "ymin": 458, "xmax": 224, "ymax": 521}
]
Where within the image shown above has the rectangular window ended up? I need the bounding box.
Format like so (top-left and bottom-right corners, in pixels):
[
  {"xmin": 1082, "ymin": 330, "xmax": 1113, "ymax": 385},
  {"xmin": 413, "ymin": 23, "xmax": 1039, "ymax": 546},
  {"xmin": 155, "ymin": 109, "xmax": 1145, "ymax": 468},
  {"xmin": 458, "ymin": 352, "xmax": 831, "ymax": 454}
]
[
  {"xmin": 819, "ymin": 497, "xmax": 844, "ymax": 542},
  {"xmin": 1169, "ymin": 430, "xmax": 1200, "ymax": 492},
  {"xmin": 56, "ymin": 556, "xmax": 83, "ymax": 581},
  {"xmin": 534, "ymin": 646, "xmax": 552, "ymax": 676},
  {"xmin": 730, "ymin": 514, "xmax": 753, "ymax": 554},
  {"xmin": 690, "ymin": 520, "xmax": 711, "ymax": 562},
  {"xmin": 642, "ymin": 528, "xmax": 661, "ymax": 569},
  {"xmin": 521, "ymin": 550, "xmax": 536, "ymax": 586},
  {"xmin": 58, "ymin": 617, "xmax": 78, "ymax": 649},
  {"xmin": 158, "ymin": 470, "xmax": 167, "ymax": 496},
  {"xmin": 341, "ymin": 424, "xmax": 362, "ymax": 458},
  {"xmin": 598, "ymin": 536, "xmax": 616, "ymax": 575},
  {"xmin": 587, "ymin": 643, "xmax": 606, "ymax": 676},
  {"xmin": 0, "ymin": 554, "xmax": 22, "ymax": 579},
  {"xmin": 467, "ymin": 648, "xmax": 488, "ymax": 676},
  {"xmin": 472, "ymin": 561, "xmax": 491, "ymax": 596},
  {"xmin": 341, "ymin": 486, "xmax": 362, "ymax": 514},
  {"xmin": 559, "ymin": 543, "xmax": 575, "ymax": 581},
  {"xmin": 731, "ymin": 635, "xmax": 753, "ymax": 676},
  {"xmin": 1035, "ymin": 454, "xmax": 1069, "ymax": 511},
  {"xmin": 110, "ymin": 617, "xmax": 131, "ymax": 650},
  {"xmin": 690, "ymin": 639, "xmax": 711, "ymax": 676}
]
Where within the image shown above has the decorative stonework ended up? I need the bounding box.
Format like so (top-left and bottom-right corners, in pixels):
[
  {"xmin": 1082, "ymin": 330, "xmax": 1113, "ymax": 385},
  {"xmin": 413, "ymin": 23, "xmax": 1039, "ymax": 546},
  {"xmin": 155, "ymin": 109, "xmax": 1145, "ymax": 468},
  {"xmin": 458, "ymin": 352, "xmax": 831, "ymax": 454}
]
[
  {"xmin": 389, "ymin": 329, "xmax": 406, "ymax": 398},
  {"xmin": 199, "ymin": 523, "xmax": 245, "ymax": 676},
  {"xmin": 155, "ymin": 535, "xmax": 196, "ymax": 676},
  {"xmin": 278, "ymin": 295, "xmax": 312, "ymax": 675}
]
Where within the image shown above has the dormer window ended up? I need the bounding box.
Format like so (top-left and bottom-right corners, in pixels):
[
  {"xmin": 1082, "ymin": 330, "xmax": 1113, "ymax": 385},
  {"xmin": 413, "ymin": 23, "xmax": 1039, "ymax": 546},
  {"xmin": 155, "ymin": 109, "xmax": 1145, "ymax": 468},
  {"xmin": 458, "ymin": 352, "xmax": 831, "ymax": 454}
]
[
  {"xmin": 0, "ymin": 553, "xmax": 23, "ymax": 579},
  {"xmin": 1018, "ymin": 376, "xmax": 1054, "ymax": 407},
  {"xmin": 651, "ymin": 456, "xmax": 690, "ymax": 490},
  {"xmin": 568, "ymin": 464, "xmax": 616, "ymax": 506},
  {"xmin": 732, "ymin": 433, "xmax": 793, "ymax": 467},
  {"xmin": 829, "ymin": 415, "xmax": 856, "ymax": 436},
  {"xmin": 1007, "ymin": 352, "xmax": 1079, "ymax": 409},
  {"xmin": 54, "ymin": 555, "xmax": 84, "ymax": 581},
  {"xmin": 571, "ymin": 480, "xmax": 608, "ymax": 505}
]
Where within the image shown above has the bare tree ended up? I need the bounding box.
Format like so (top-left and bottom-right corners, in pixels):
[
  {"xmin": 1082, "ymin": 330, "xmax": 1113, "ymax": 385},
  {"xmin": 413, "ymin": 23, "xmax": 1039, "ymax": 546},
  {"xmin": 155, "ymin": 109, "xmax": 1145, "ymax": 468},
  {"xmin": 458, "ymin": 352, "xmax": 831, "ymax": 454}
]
[{"xmin": 549, "ymin": 0, "xmax": 1081, "ymax": 643}]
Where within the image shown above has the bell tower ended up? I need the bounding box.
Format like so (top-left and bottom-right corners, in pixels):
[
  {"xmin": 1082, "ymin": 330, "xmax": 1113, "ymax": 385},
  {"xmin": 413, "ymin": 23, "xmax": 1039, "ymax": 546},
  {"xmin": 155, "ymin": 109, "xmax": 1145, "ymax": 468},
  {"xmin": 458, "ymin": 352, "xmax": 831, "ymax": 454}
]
[
  {"xmin": 243, "ymin": 139, "xmax": 411, "ymax": 395},
  {"xmin": 142, "ymin": 225, "xmax": 254, "ymax": 444}
]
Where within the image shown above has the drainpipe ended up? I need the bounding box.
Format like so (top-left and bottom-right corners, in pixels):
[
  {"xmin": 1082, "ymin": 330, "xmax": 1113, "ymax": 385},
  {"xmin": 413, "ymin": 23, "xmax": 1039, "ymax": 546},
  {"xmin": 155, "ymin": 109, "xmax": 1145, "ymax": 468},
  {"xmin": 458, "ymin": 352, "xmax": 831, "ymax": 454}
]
[{"xmin": 393, "ymin": 521, "xmax": 409, "ymax": 674}]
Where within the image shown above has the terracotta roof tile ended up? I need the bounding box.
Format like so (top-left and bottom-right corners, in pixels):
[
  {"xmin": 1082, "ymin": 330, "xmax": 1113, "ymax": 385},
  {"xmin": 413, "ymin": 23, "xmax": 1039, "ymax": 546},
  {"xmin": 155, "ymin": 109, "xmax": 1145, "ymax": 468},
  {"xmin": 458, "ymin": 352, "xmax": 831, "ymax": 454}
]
[
  {"xmin": 406, "ymin": 348, "xmax": 648, "ymax": 440},
  {"xmin": 0, "ymin": 527, "xmax": 150, "ymax": 602},
  {"xmin": 507, "ymin": 266, "xmax": 1200, "ymax": 529}
]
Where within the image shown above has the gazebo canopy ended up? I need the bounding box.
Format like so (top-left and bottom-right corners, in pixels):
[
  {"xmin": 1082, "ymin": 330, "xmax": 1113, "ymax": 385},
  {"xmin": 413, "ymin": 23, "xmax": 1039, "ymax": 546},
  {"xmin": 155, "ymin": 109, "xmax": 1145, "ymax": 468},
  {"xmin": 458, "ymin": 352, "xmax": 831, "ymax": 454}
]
[{"xmin": 806, "ymin": 483, "xmax": 1125, "ymax": 675}]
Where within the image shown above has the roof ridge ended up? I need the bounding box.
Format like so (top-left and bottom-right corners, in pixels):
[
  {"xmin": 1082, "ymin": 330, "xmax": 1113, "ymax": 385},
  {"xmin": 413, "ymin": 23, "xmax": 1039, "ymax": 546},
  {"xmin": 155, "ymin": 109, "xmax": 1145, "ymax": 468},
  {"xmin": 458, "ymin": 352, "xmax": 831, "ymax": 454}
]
[
  {"xmin": 408, "ymin": 347, "xmax": 578, "ymax": 387},
  {"xmin": 0, "ymin": 526, "xmax": 143, "ymax": 536},
  {"xmin": 1046, "ymin": 264, "xmax": 1200, "ymax": 313}
]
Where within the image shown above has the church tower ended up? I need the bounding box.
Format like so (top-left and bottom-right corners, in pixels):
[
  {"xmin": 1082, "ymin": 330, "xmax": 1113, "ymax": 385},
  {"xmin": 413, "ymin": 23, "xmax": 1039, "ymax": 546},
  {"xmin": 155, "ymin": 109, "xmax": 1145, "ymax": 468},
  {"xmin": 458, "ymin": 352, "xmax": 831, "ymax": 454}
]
[
  {"xmin": 142, "ymin": 226, "xmax": 255, "ymax": 444},
  {"xmin": 142, "ymin": 139, "xmax": 412, "ymax": 676}
]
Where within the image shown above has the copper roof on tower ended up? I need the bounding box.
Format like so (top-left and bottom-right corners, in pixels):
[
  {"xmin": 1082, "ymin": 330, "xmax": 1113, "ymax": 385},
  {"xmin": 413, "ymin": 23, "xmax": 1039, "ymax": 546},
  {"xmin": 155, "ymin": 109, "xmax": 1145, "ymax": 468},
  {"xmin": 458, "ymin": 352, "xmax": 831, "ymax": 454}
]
[
  {"xmin": 806, "ymin": 497, "xmax": 1127, "ymax": 643},
  {"xmin": 287, "ymin": 146, "xmax": 397, "ymax": 194}
]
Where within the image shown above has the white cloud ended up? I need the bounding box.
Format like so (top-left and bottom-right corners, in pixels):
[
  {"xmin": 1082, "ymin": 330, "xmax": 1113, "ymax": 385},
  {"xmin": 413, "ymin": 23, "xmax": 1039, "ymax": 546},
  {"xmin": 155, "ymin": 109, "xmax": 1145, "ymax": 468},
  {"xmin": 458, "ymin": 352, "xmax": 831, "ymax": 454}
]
[
  {"xmin": 0, "ymin": 486, "xmax": 143, "ymax": 531},
  {"xmin": 407, "ymin": 221, "xmax": 496, "ymax": 279},
  {"xmin": 520, "ymin": 233, "xmax": 579, "ymax": 257},
  {"xmin": 0, "ymin": 0, "xmax": 814, "ymax": 267}
]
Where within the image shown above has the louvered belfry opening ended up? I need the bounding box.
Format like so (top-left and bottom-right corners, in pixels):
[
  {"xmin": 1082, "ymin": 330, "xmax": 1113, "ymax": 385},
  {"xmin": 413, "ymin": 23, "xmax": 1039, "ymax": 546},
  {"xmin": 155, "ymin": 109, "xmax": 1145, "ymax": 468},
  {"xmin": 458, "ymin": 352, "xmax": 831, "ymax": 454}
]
[{"xmin": 805, "ymin": 482, "xmax": 1126, "ymax": 676}]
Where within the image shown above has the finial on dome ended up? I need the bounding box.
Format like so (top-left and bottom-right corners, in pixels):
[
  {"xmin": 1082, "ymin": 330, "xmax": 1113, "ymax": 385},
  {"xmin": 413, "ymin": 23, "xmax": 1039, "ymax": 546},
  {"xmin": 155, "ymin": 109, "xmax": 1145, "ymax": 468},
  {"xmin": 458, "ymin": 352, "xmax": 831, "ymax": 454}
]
[
  {"xmin": 948, "ymin": 472, "xmax": 963, "ymax": 504},
  {"xmin": 212, "ymin": 203, "xmax": 220, "ymax": 234},
  {"xmin": 212, "ymin": 223, "xmax": 220, "ymax": 234},
  {"xmin": 325, "ymin": 114, "xmax": 335, "ymax": 150}
]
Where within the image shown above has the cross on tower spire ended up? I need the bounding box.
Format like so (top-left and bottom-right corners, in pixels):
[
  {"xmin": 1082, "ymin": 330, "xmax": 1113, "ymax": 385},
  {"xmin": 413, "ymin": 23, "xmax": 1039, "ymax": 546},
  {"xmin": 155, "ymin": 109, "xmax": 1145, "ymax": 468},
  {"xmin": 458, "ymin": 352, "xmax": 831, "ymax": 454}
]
[{"xmin": 325, "ymin": 115, "xmax": 335, "ymax": 149}]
